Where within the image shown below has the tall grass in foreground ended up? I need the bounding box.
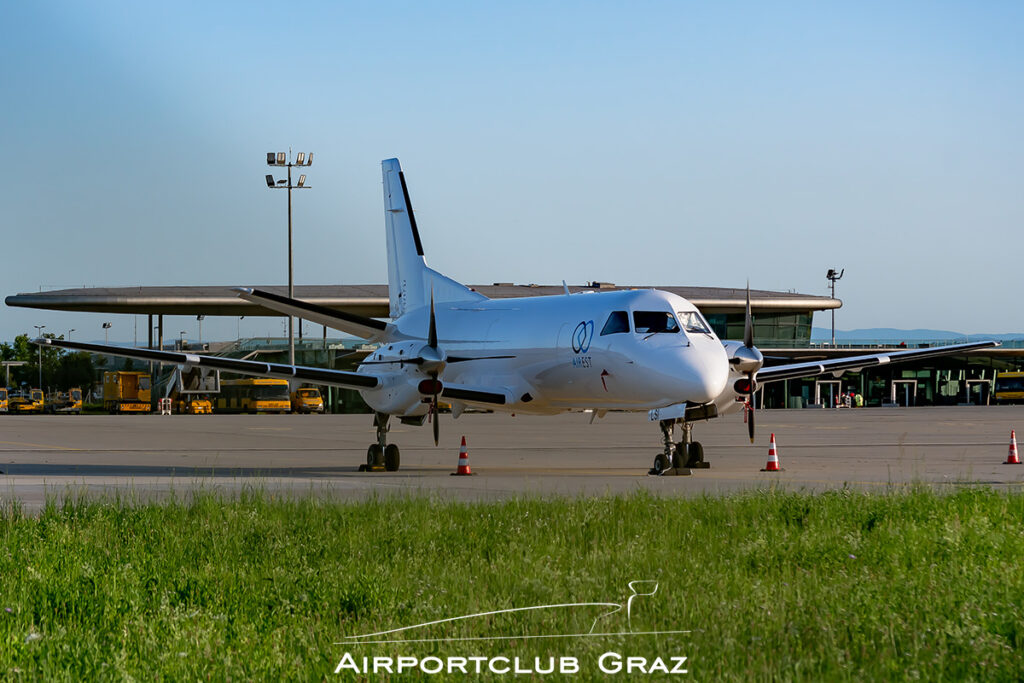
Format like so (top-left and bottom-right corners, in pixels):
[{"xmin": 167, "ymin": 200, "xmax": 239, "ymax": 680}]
[{"xmin": 0, "ymin": 488, "xmax": 1021, "ymax": 681}]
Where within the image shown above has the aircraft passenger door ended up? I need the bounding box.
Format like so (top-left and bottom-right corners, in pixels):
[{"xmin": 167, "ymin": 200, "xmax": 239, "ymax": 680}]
[
  {"xmin": 890, "ymin": 380, "xmax": 917, "ymax": 407},
  {"xmin": 815, "ymin": 380, "xmax": 841, "ymax": 408}
]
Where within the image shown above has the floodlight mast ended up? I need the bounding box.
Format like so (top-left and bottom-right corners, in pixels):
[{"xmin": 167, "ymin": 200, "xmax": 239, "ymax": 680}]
[
  {"xmin": 826, "ymin": 268, "xmax": 844, "ymax": 346},
  {"xmin": 265, "ymin": 150, "xmax": 313, "ymax": 366},
  {"xmin": 33, "ymin": 325, "xmax": 45, "ymax": 389}
]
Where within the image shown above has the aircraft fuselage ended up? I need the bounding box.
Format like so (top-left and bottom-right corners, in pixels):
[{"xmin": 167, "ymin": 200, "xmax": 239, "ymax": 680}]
[{"xmin": 358, "ymin": 288, "xmax": 731, "ymax": 417}]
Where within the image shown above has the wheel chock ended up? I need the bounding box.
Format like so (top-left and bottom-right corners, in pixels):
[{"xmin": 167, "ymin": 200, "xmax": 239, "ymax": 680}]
[
  {"xmin": 358, "ymin": 464, "xmax": 386, "ymax": 472},
  {"xmin": 648, "ymin": 467, "xmax": 692, "ymax": 476}
]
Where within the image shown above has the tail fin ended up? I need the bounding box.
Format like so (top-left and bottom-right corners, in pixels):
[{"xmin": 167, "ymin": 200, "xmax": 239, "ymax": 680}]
[{"xmin": 382, "ymin": 158, "xmax": 486, "ymax": 318}]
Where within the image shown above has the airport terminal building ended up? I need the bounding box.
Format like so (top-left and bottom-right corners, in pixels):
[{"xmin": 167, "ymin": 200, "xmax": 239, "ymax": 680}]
[{"xmin": 7, "ymin": 283, "xmax": 1022, "ymax": 411}]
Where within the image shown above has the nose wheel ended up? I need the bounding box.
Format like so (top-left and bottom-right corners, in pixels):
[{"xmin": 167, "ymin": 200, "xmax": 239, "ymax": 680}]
[
  {"xmin": 649, "ymin": 419, "xmax": 709, "ymax": 476},
  {"xmin": 360, "ymin": 413, "xmax": 401, "ymax": 472}
]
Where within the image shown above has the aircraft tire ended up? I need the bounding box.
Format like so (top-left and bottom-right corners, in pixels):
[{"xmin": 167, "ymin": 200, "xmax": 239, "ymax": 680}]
[
  {"xmin": 652, "ymin": 452, "xmax": 669, "ymax": 475},
  {"xmin": 685, "ymin": 442, "xmax": 705, "ymax": 468},
  {"xmin": 384, "ymin": 444, "xmax": 400, "ymax": 472},
  {"xmin": 367, "ymin": 444, "xmax": 384, "ymax": 467}
]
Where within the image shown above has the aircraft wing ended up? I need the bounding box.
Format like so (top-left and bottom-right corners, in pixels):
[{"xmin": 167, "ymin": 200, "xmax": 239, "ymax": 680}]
[
  {"xmin": 234, "ymin": 287, "xmax": 390, "ymax": 341},
  {"xmin": 35, "ymin": 338, "xmax": 380, "ymax": 389},
  {"xmin": 756, "ymin": 340, "xmax": 1000, "ymax": 384}
]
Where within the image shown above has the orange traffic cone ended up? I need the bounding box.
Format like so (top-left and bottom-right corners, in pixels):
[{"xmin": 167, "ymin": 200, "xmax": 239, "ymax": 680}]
[
  {"xmin": 1005, "ymin": 430, "xmax": 1021, "ymax": 465},
  {"xmin": 761, "ymin": 433, "xmax": 783, "ymax": 472},
  {"xmin": 451, "ymin": 436, "xmax": 474, "ymax": 475}
]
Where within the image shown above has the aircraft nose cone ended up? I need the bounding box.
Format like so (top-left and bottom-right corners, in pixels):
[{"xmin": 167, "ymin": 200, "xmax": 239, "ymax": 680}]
[{"xmin": 676, "ymin": 344, "xmax": 729, "ymax": 404}]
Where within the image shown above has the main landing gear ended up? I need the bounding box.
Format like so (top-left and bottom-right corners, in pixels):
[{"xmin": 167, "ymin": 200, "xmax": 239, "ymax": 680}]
[
  {"xmin": 650, "ymin": 419, "xmax": 710, "ymax": 476},
  {"xmin": 360, "ymin": 413, "xmax": 401, "ymax": 472}
]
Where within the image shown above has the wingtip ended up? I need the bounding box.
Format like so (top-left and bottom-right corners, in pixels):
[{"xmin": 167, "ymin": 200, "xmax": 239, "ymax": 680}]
[{"xmin": 232, "ymin": 287, "xmax": 255, "ymax": 296}]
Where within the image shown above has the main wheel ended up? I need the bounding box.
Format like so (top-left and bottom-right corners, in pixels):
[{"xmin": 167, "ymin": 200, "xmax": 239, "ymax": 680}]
[
  {"xmin": 367, "ymin": 444, "xmax": 384, "ymax": 467},
  {"xmin": 685, "ymin": 441, "xmax": 705, "ymax": 468},
  {"xmin": 384, "ymin": 444, "xmax": 400, "ymax": 472},
  {"xmin": 652, "ymin": 452, "xmax": 670, "ymax": 475},
  {"xmin": 671, "ymin": 444, "xmax": 685, "ymax": 469}
]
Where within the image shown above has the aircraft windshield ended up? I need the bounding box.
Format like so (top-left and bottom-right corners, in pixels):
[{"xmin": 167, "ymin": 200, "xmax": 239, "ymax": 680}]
[
  {"xmin": 677, "ymin": 311, "xmax": 712, "ymax": 334},
  {"xmin": 633, "ymin": 311, "xmax": 679, "ymax": 335}
]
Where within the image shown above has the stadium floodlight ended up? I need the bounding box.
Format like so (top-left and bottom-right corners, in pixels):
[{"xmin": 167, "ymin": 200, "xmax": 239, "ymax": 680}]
[
  {"xmin": 826, "ymin": 268, "xmax": 845, "ymax": 346},
  {"xmin": 262, "ymin": 149, "xmax": 314, "ymax": 366}
]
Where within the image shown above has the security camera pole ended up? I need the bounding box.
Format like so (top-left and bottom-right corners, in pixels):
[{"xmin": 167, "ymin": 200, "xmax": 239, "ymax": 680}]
[
  {"xmin": 826, "ymin": 268, "xmax": 844, "ymax": 346},
  {"xmin": 266, "ymin": 150, "xmax": 313, "ymax": 366}
]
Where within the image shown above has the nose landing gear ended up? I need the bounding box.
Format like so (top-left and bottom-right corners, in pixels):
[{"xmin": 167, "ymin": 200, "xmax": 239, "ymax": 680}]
[
  {"xmin": 360, "ymin": 413, "xmax": 401, "ymax": 472},
  {"xmin": 650, "ymin": 419, "xmax": 709, "ymax": 476}
]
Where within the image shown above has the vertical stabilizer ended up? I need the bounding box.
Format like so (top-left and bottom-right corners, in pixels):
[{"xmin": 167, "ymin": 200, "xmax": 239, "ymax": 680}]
[{"xmin": 382, "ymin": 159, "xmax": 486, "ymax": 318}]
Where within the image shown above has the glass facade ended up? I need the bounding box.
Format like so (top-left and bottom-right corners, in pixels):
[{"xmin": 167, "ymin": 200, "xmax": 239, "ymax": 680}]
[{"xmin": 706, "ymin": 312, "xmax": 813, "ymax": 347}]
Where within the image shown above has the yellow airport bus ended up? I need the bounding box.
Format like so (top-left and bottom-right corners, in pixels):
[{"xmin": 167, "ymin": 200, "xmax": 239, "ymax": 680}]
[
  {"xmin": 994, "ymin": 371, "xmax": 1024, "ymax": 404},
  {"xmin": 0, "ymin": 387, "xmax": 7, "ymax": 413},
  {"xmin": 216, "ymin": 378, "xmax": 291, "ymax": 414}
]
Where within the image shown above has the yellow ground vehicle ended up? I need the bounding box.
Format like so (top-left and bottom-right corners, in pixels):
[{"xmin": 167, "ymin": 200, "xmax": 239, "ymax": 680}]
[
  {"xmin": 0, "ymin": 387, "xmax": 7, "ymax": 413},
  {"xmin": 104, "ymin": 372, "xmax": 152, "ymax": 413},
  {"xmin": 176, "ymin": 396, "xmax": 213, "ymax": 414},
  {"xmin": 291, "ymin": 387, "xmax": 325, "ymax": 414},
  {"xmin": 994, "ymin": 371, "xmax": 1024, "ymax": 404},
  {"xmin": 216, "ymin": 379, "xmax": 291, "ymax": 414},
  {"xmin": 9, "ymin": 389, "xmax": 45, "ymax": 413},
  {"xmin": 46, "ymin": 388, "xmax": 83, "ymax": 414}
]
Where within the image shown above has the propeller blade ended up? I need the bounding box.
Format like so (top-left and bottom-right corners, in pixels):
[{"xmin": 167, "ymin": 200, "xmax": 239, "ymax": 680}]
[
  {"xmin": 431, "ymin": 373, "xmax": 440, "ymax": 446},
  {"xmin": 747, "ymin": 371, "xmax": 756, "ymax": 443},
  {"xmin": 428, "ymin": 291, "xmax": 438, "ymax": 350},
  {"xmin": 743, "ymin": 282, "xmax": 753, "ymax": 349}
]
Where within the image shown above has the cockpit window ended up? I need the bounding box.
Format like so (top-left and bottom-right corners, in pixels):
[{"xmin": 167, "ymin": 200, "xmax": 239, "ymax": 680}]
[
  {"xmin": 677, "ymin": 310, "xmax": 712, "ymax": 334},
  {"xmin": 633, "ymin": 311, "xmax": 679, "ymax": 334},
  {"xmin": 600, "ymin": 311, "xmax": 630, "ymax": 336}
]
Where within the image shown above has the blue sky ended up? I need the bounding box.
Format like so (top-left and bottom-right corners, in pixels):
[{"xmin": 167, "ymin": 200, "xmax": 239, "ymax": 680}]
[{"xmin": 2, "ymin": 1, "xmax": 1022, "ymax": 342}]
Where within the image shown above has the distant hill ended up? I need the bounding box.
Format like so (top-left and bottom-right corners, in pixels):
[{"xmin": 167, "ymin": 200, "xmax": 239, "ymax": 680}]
[{"xmin": 811, "ymin": 328, "xmax": 1024, "ymax": 342}]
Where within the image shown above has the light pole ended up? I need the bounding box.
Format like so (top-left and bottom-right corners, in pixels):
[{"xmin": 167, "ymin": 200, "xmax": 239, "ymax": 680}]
[
  {"xmin": 197, "ymin": 315, "xmax": 205, "ymax": 348},
  {"xmin": 826, "ymin": 268, "xmax": 844, "ymax": 346},
  {"xmin": 102, "ymin": 321, "xmax": 112, "ymax": 344},
  {"xmin": 266, "ymin": 150, "xmax": 313, "ymax": 366},
  {"xmin": 67, "ymin": 329, "xmax": 75, "ymax": 341},
  {"xmin": 179, "ymin": 331, "xmax": 187, "ymax": 350},
  {"xmin": 33, "ymin": 325, "xmax": 45, "ymax": 389}
]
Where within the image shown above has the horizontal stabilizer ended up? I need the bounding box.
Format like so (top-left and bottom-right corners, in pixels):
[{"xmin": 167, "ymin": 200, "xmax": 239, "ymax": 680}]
[
  {"xmin": 35, "ymin": 338, "xmax": 380, "ymax": 390},
  {"xmin": 234, "ymin": 288, "xmax": 388, "ymax": 340}
]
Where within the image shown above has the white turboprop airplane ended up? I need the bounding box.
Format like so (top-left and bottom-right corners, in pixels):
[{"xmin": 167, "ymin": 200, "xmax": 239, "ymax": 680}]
[{"xmin": 37, "ymin": 158, "xmax": 998, "ymax": 474}]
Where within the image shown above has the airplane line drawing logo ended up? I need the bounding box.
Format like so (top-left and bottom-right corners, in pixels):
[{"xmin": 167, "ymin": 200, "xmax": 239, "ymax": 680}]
[{"xmin": 335, "ymin": 581, "xmax": 690, "ymax": 645}]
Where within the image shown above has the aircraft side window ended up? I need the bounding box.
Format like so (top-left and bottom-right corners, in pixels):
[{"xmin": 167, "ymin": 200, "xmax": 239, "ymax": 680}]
[
  {"xmin": 601, "ymin": 311, "xmax": 630, "ymax": 335},
  {"xmin": 633, "ymin": 311, "xmax": 680, "ymax": 334}
]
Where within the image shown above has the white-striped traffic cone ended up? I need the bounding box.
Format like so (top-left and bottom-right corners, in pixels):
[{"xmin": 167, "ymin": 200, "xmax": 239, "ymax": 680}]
[
  {"xmin": 1005, "ymin": 430, "xmax": 1021, "ymax": 465},
  {"xmin": 451, "ymin": 436, "xmax": 474, "ymax": 475},
  {"xmin": 761, "ymin": 433, "xmax": 783, "ymax": 472}
]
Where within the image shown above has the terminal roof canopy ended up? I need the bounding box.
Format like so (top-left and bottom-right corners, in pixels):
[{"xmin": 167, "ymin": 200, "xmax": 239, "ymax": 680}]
[{"xmin": 4, "ymin": 284, "xmax": 840, "ymax": 318}]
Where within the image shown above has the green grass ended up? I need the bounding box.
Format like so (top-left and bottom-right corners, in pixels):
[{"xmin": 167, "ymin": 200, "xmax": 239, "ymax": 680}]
[{"xmin": 0, "ymin": 488, "xmax": 1022, "ymax": 680}]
